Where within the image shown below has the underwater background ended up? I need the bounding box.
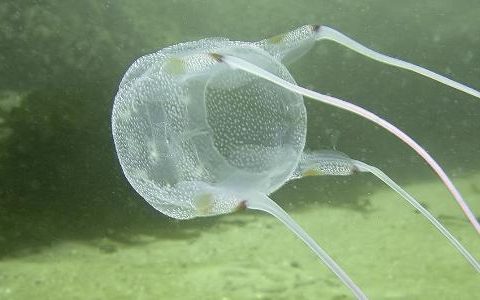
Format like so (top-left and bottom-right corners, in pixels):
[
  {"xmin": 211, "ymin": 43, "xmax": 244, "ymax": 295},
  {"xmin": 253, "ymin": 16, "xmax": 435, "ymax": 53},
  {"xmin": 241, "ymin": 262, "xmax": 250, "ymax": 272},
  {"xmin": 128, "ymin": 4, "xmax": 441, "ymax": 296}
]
[{"xmin": 0, "ymin": 0, "xmax": 479, "ymax": 299}]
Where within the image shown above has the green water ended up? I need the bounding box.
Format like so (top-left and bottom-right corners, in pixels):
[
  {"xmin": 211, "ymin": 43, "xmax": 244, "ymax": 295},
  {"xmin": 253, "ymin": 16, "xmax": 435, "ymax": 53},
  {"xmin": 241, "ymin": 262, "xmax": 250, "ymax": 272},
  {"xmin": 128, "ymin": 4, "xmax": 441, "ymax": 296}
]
[{"xmin": 0, "ymin": 1, "xmax": 479, "ymax": 299}]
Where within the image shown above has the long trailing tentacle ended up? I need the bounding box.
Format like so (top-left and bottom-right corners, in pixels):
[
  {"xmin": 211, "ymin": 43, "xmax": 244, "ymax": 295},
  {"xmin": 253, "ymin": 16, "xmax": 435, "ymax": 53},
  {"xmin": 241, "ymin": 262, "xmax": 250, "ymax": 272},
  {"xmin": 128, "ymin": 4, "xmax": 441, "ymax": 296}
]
[
  {"xmin": 210, "ymin": 53, "xmax": 480, "ymax": 234},
  {"xmin": 289, "ymin": 150, "xmax": 480, "ymax": 271},
  {"xmin": 257, "ymin": 24, "xmax": 480, "ymax": 99},
  {"xmin": 290, "ymin": 150, "xmax": 480, "ymax": 271},
  {"xmin": 313, "ymin": 25, "xmax": 480, "ymax": 99},
  {"xmin": 245, "ymin": 192, "xmax": 368, "ymax": 300},
  {"xmin": 352, "ymin": 159, "xmax": 480, "ymax": 272}
]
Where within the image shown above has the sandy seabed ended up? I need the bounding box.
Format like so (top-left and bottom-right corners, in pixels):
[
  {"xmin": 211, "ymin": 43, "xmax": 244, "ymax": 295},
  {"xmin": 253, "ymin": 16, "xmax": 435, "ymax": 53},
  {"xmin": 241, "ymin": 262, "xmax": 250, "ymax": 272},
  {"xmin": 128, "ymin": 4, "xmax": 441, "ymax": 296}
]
[{"xmin": 1, "ymin": 173, "xmax": 479, "ymax": 300}]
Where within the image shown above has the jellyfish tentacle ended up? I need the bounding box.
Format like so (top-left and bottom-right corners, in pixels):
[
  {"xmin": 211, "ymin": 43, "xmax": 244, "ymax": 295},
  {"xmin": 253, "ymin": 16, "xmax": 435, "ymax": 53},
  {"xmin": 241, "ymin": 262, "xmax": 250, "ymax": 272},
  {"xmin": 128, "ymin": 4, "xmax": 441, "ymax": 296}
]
[
  {"xmin": 257, "ymin": 24, "xmax": 480, "ymax": 98},
  {"xmin": 314, "ymin": 26, "xmax": 480, "ymax": 99},
  {"xmin": 291, "ymin": 150, "xmax": 480, "ymax": 272},
  {"xmin": 245, "ymin": 192, "xmax": 368, "ymax": 300},
  {"xmin": 214, "ymin": 53, "xmax": 480, "ymax": 234}
]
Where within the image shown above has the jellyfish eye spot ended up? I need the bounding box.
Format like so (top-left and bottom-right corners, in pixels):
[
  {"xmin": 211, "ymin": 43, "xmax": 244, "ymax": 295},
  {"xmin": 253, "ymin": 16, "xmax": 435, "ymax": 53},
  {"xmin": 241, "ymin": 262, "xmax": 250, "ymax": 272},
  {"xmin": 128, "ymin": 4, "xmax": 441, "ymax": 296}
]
[
  {"xmin": 194, "ymin": 192, "xmax": 215, "ymax": 216},
  {"xmin": 268, "ymin": 33, "xmax": 286, "ymax": 44},
  {"xmin": 164, "ymin": 57, "xmax": 186, "ymax": 75},
  {"xmin": 302, "ymin": 168, "xmax": 323, "ymax": 177}
]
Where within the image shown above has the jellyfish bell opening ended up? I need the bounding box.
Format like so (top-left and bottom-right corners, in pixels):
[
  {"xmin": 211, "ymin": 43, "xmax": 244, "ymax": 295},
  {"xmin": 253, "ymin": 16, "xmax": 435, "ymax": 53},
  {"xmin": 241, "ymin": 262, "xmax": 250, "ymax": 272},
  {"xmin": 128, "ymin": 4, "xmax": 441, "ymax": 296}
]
[{"xmin": 197, "ymin": 46, "xmax": 307, "ymax": 194}]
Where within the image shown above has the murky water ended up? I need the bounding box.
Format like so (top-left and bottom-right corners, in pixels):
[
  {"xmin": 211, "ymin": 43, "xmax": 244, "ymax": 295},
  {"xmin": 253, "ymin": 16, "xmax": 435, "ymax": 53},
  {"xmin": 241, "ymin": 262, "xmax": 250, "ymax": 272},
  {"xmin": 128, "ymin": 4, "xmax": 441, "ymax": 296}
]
[{"xmin": 0, "ymin": 1, "xmax": 479, "ymax": 299}]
